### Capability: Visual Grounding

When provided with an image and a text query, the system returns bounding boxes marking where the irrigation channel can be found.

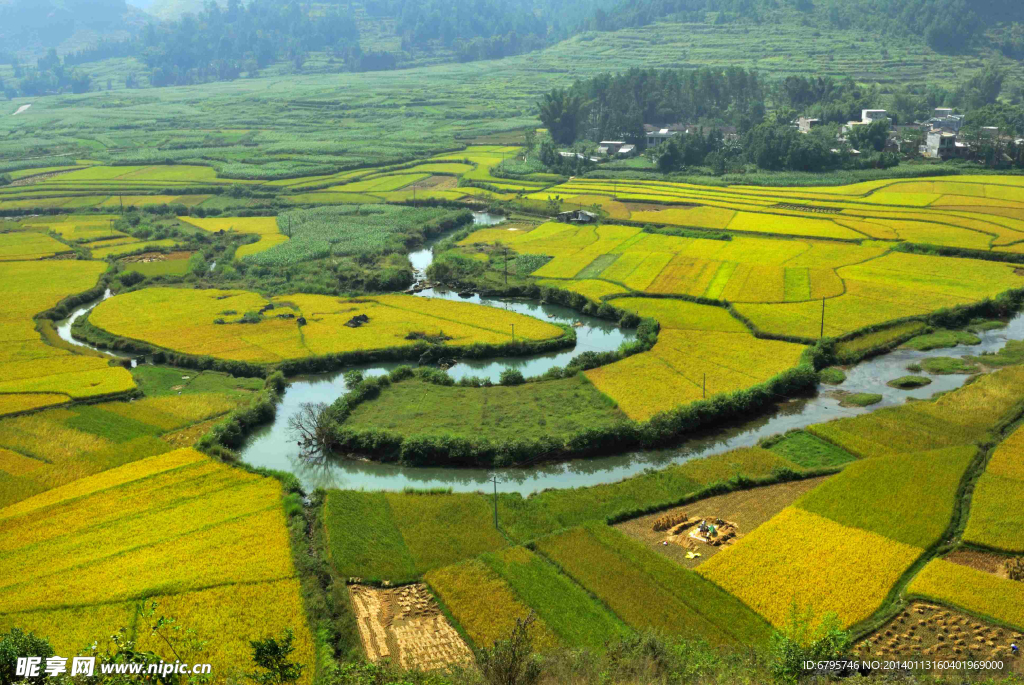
[55,212,1024,495]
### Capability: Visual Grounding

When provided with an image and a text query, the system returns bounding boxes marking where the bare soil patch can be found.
[409,175,458,190]
[122,251,192,263]
[946,549,1013,578]
[856,602,1023,670]
[615,477,829,568]
[349,583,472,671]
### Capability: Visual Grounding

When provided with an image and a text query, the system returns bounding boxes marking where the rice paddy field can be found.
[88,288,565,363]
[0,448,316,682]
[3,35,1024,676]
[0,375,253,509]
[0,259,135,404]
[964,424,1024,553]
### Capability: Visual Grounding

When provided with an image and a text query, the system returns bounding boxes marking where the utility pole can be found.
[503,247,508,286]
[119,195,123,215]
[490,475,500,530]
[703,373,706,399]
[820,298,825,339]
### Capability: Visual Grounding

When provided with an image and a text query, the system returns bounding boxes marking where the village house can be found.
[797,117,823,134]
[556,209,597,223]
[645,128,679,147]
[922,130,970,160]
[843,109,892,134]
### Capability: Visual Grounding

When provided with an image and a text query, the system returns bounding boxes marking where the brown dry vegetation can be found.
[348,583,472,671]
[856,602,1023,671]
[614,477,830,568]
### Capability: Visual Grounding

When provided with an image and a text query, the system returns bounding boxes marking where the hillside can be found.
[0,0,150,60]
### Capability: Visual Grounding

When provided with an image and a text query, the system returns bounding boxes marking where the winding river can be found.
[55,212,1024,495]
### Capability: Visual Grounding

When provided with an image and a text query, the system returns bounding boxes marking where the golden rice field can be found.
[0,231,73,260]
[424,559,562,652]
[809,366,1024,460]
[89,288,565,363]
[697,507,923,628]
[0,448,316,682]
[0,260,135,399]
[0,393,70,417]
[964,425,1024,552]
[180,216,289,258]
[90,238,180,259]
[908,560,1024,630]
[585,319,805,420]
[0,391,246,509]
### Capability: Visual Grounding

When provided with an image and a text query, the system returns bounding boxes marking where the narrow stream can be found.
[54,289,133,362]
[52,213,1024,496]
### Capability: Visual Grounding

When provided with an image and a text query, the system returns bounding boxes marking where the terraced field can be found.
[0,448,316,682]
[0,259,135,406]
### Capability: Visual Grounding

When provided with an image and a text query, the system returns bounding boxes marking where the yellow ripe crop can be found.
[586,352,702,419]
[536,279,627,302]
[964,474,1024,552]
[611,298,745,332]
[425,559,562,652]
[92,289,564,363]
[0,413,110,464]
[646,256,721,296]
[726,212,861,240]
[0,579,316,685]
[180,216,288,258]
[0,462,245,553]
[844,252,1024,300]
[631,206,736,229]
[808,366,1024,460]
[586,330,803,420]
[963,424,1024,552]
[1,507,294,614]
[90,238,179,259]
[0,231,73,260]
[3,478,281,590]
[908,559,1024,629]
[835,321,927,358]
[0,447,45,476]
[98,393,239,431]
[0,447,207,522]
[99,195,182,207]
[698,507,922,628]
[0,393,69,417]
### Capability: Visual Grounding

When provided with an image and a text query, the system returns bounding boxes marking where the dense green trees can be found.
[594,0,1022,55]
[538,89,586,145]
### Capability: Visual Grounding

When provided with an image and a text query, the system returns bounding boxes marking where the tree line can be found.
[586,0,1024,56]
[536,62,1017,174]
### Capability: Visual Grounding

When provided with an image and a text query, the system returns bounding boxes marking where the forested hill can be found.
[591,0,1024,55]
[0,0,150,57]
[0,0,614,93]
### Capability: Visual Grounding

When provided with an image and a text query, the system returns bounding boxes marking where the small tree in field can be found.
[477,613,541,685]
[248,629,304,685]
[769,604,850,684]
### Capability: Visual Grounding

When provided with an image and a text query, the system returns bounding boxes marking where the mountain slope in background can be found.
[0,0,151,59]
[132,0,210,21]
